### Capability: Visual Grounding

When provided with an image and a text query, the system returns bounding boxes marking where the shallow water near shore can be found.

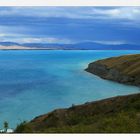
[0,50,140,128]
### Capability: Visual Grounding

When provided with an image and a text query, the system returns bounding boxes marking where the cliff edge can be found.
[85,54,140,86]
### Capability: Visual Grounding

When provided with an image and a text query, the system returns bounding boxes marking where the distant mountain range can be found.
[0,41,140,50]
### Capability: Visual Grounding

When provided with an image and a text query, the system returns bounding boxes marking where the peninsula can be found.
[85,54,140,86]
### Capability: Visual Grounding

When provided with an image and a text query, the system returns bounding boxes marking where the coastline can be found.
[15,92,140,133]
[85,54,140,86]
[0,51,140,132]
[14,53,140,133]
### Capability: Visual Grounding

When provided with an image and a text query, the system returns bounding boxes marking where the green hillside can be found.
[15,93,140,133]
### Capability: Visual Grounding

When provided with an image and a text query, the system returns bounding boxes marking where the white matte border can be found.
[0,0,140,140]
[0,0,140,6]
[0,134,140,140]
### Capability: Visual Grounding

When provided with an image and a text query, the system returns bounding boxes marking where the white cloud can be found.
[0,33,7,37]
[91,7,140,21]
[0,7,140,21]
[0,30,131,45]
[0,33,128,45]
[91,40,127,45]
[19,37,74,44]
[0,36,75,44]
[0,7,84,18]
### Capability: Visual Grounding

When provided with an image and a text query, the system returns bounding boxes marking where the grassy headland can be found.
[85,54,140,86]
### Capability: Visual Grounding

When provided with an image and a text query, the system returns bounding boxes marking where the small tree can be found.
[15,121,32,133]
[72,104,75,107]
[3,121,8,133]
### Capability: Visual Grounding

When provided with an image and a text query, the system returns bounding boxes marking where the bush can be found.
[15,121,33,133]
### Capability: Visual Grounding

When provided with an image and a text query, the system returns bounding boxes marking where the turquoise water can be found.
[0,50,140,128]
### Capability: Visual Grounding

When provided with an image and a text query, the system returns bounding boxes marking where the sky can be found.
[0,6,140,45]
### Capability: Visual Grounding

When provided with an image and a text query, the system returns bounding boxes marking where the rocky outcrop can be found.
[85,54,140,86]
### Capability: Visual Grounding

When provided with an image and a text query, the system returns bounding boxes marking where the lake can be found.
[0,50,140,128]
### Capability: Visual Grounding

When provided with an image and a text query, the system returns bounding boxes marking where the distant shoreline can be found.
[1,45,140,51]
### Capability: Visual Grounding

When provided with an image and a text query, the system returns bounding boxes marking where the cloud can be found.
[0,7,140,45]
[0,33,128,45]
[0,33,7,37]
[91,7,140,21]
[0,36,75,44]
[91,40,127,45]
[19,37,74,44]
[0,7,87,18]
[0,7,140,22]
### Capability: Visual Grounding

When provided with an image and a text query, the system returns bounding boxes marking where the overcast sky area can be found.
[0,6,140,45]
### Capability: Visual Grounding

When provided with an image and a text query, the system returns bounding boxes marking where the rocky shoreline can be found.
[85,54,140,86]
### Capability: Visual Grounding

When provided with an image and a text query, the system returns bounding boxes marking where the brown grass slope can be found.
[15,93,140,133]
[96,54,140,76]
[85,54,140,86]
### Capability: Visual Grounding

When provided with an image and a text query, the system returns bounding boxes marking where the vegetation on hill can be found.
[85,54,140,86]
[15,93,140,133]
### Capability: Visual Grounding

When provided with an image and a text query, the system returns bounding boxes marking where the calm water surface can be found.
[0,50,140,128]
